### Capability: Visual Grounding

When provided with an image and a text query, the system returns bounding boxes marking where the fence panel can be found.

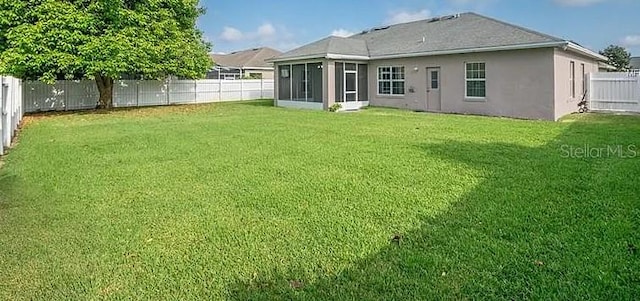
[23,81,67,112]
[1,76,24,155]
[589,72,640,113]
[66,80,98,110]
[137,80,167,107]
[169,80,197,104]
[220,80,243,102]
[113,80,138,107]
[23,79,274,113]
[195,80,221,103]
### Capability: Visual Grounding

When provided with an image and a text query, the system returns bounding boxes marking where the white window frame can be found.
[465,62,486,99]
[377,66,405,96]
[580,63,586,95]
[570,61,576,99]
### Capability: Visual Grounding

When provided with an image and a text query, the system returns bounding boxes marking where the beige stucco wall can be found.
[367,48,557,120]
[552,48,599,120]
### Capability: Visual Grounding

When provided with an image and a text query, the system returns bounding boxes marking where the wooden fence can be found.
[0,76,23,155]
[22,79,274,113]
[589,72,640,113]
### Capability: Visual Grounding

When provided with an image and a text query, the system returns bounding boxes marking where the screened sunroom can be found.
[271,36,370,111]
[275,61,369,110]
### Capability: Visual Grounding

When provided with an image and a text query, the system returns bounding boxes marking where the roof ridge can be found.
[244,48,264,68]
[466,12,564,43]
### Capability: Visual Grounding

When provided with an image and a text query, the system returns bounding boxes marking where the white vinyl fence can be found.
[589,72,640,113]
[23,79,274,112]
[0,76,23,155]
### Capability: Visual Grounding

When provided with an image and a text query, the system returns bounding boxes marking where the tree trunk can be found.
[95,74,114,109]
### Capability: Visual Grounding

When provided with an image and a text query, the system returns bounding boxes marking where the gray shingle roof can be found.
[211,47,282,68]
[631,57,640,69]
[273,12,567,61]
[275,36,369,60]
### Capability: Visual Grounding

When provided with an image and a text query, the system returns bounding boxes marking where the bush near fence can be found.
[22,79,274,112]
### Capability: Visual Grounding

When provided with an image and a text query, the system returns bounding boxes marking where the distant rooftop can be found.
[211,47,282,68]
[630,57,640,69]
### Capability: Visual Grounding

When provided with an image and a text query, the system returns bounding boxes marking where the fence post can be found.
[260,78,264,99]
[0,77,4,155]
[166,79,170,105]
[194,80,198,103]
[587,72,591,110]
[240,79,244,101]
[218,79,222,102]
[63,80,68,111]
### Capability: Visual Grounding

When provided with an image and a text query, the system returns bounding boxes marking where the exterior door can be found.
[426,67,441,111]
[345,71,357,101]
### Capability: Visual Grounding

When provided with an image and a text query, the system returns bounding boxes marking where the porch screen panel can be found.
[308,63,323,103]
[278,65,291,100]
[345,72,356,102]
[292,64,306,101]
[335,62,344,102]
[358,64,368,101]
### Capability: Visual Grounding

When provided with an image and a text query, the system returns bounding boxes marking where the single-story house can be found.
[208,47,282,80]
[268,12,608,120]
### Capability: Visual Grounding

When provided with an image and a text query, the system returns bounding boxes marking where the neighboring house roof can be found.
[211,47,282,69]
[598,61,617,71]
[630,57,640,69]
[271,12,606,62]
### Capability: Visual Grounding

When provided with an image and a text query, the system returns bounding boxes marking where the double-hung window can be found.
[465,62,486,98]
[378,66,405,95]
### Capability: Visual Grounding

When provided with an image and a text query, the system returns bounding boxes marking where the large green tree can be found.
[599,45,631,72]
[0,0,212,109]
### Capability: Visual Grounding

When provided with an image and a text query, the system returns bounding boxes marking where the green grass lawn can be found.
[0,100,639,300]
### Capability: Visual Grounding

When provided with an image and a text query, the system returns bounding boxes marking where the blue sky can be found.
[199,0,640,56]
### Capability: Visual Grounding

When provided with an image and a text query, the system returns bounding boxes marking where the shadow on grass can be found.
[234,99,274,107]
[0,169,19,211]
[226,119,640,300]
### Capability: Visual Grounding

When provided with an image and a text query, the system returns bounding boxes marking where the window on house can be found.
[581,63,586,95]
[378,66,404,95]
[465,62,486,98]
[570,61,575,98]
[430,70,439,89]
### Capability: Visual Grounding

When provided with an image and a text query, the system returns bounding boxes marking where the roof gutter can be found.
[325,53,370,60]
[565,42,608,61]
[268,41,607,63]
[266,54,327,63]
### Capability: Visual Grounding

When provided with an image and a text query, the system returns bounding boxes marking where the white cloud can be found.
[220,27,244,42]
[384,9,431,25]
[553,0,606,6]
[622,35,640,46]
[220,22,279,43]
[257,23,276,38]
[446,0,497,9]
[216,22,298,52]
[331,29,355,38]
